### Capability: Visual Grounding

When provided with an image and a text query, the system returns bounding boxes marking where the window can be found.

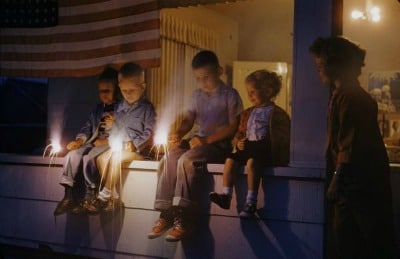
[0,77,48,154]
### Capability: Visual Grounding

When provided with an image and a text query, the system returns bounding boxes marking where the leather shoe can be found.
[54,198,75,216]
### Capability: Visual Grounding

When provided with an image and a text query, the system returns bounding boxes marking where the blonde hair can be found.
[245,69,282,98]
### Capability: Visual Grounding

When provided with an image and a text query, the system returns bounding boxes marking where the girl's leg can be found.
[222,158,239,196]
[246,158,260,194]
[209,158,239,209]
[239,158,260,218]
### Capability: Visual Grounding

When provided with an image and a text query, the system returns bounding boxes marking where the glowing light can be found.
[154,129,168,146]
[351,5,381,23]
[110,138,123,152]
[43,139,62,167]
[351,10,365,20]
[370,6,380,22]
[151,127,169,160]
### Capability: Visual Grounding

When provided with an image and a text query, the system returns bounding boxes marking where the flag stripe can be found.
[0,0,160,77]
[1,20,159,44]
[59,0,154,16]
[0,11,159,36]
[1,58,160,78]
[1,39,159,61]
[59,0,108,8]
[2,49,160,70]
[0,30,158,53]
[59,2,158,25]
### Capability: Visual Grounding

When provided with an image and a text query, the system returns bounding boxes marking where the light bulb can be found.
[351,10,364,20]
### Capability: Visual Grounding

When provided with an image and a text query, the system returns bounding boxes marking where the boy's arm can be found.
[75,106,98,143]
[131,105,157,152]
[205,117,239,144]
[175,112,195,139]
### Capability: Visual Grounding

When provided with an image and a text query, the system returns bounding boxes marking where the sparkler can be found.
[43,138,62,166]
[98,136,123,205]
[152,128,169,160]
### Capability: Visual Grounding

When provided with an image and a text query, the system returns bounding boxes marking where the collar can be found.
[117,97,144,113]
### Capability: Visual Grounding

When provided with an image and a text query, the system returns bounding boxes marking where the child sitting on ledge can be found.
[210,69,290,218]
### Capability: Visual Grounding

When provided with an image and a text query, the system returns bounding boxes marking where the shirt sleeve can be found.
[76,106,99,143]
[130,104,157,152]
[337,95,355,164]
[227,88,244,123]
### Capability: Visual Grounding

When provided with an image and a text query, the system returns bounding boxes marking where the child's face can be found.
[193,65,222,94]
[246,83,271,107]
[119,76,145,105]
[98,82,115,105]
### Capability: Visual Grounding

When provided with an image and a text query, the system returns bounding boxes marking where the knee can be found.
[246,158,256,171]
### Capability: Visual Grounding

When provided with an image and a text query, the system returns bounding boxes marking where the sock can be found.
[112,187,120,200]
[84,187,96,200]
[246,190,257,204]
[64,185,73,199]
[222,187,233,197]
[98,187,111,201]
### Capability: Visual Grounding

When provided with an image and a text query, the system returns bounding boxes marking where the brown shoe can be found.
[165,217,186,242]
[71,199,93,215]
[102,199,124,213]
[209,192,231,209]
[54,198,75,216]
[85,198,108,215]
[148,218,172,239]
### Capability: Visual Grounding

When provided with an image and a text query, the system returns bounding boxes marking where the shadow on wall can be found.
[238,176,319,259]
[181,167,216,259]
[63,172,125,257]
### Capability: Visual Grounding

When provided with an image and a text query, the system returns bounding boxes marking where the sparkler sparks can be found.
[152,128,169,160]
[43,139,62,166]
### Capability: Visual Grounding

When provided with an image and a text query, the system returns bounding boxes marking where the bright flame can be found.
[154,129,168,145]
[110,138,123,152]
[151,127,169,160]
[52,142,61,153]
[43,139,62,167]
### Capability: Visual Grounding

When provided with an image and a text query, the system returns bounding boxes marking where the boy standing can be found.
[87,62,156,213]
[54,67,119,216]
[148,50,243,241]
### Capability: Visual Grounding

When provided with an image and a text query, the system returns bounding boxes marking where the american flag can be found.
[0,0,160,77]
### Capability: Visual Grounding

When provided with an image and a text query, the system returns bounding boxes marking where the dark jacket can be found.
[326,80,391,204]
[235,103,291,166]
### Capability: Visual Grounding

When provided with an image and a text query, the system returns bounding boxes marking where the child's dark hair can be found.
[119,62,143,78]
[246,69,282,98]
[192,50,220,69]
[98,66,118,87]
[309,36,365,79]
[98,66,121,100]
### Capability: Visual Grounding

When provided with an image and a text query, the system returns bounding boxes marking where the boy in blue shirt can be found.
[148,50,243,241]
[87,62,156,213]
[54,67,119,216]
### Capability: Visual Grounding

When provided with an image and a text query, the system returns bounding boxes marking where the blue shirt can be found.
[187,83,243,138]
[76,102,116,143]
[246,105,273,141]
[110,97,156,152]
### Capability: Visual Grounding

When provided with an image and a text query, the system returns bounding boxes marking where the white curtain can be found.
[146,11,218,132]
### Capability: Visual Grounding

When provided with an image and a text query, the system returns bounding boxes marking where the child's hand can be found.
[93,139,108,147]
[124,141,136,152]
[168,133,181,148]
[104,115,115,128]
[189,136,207,149]
[66,139,84,150]
[237,137,247,151]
